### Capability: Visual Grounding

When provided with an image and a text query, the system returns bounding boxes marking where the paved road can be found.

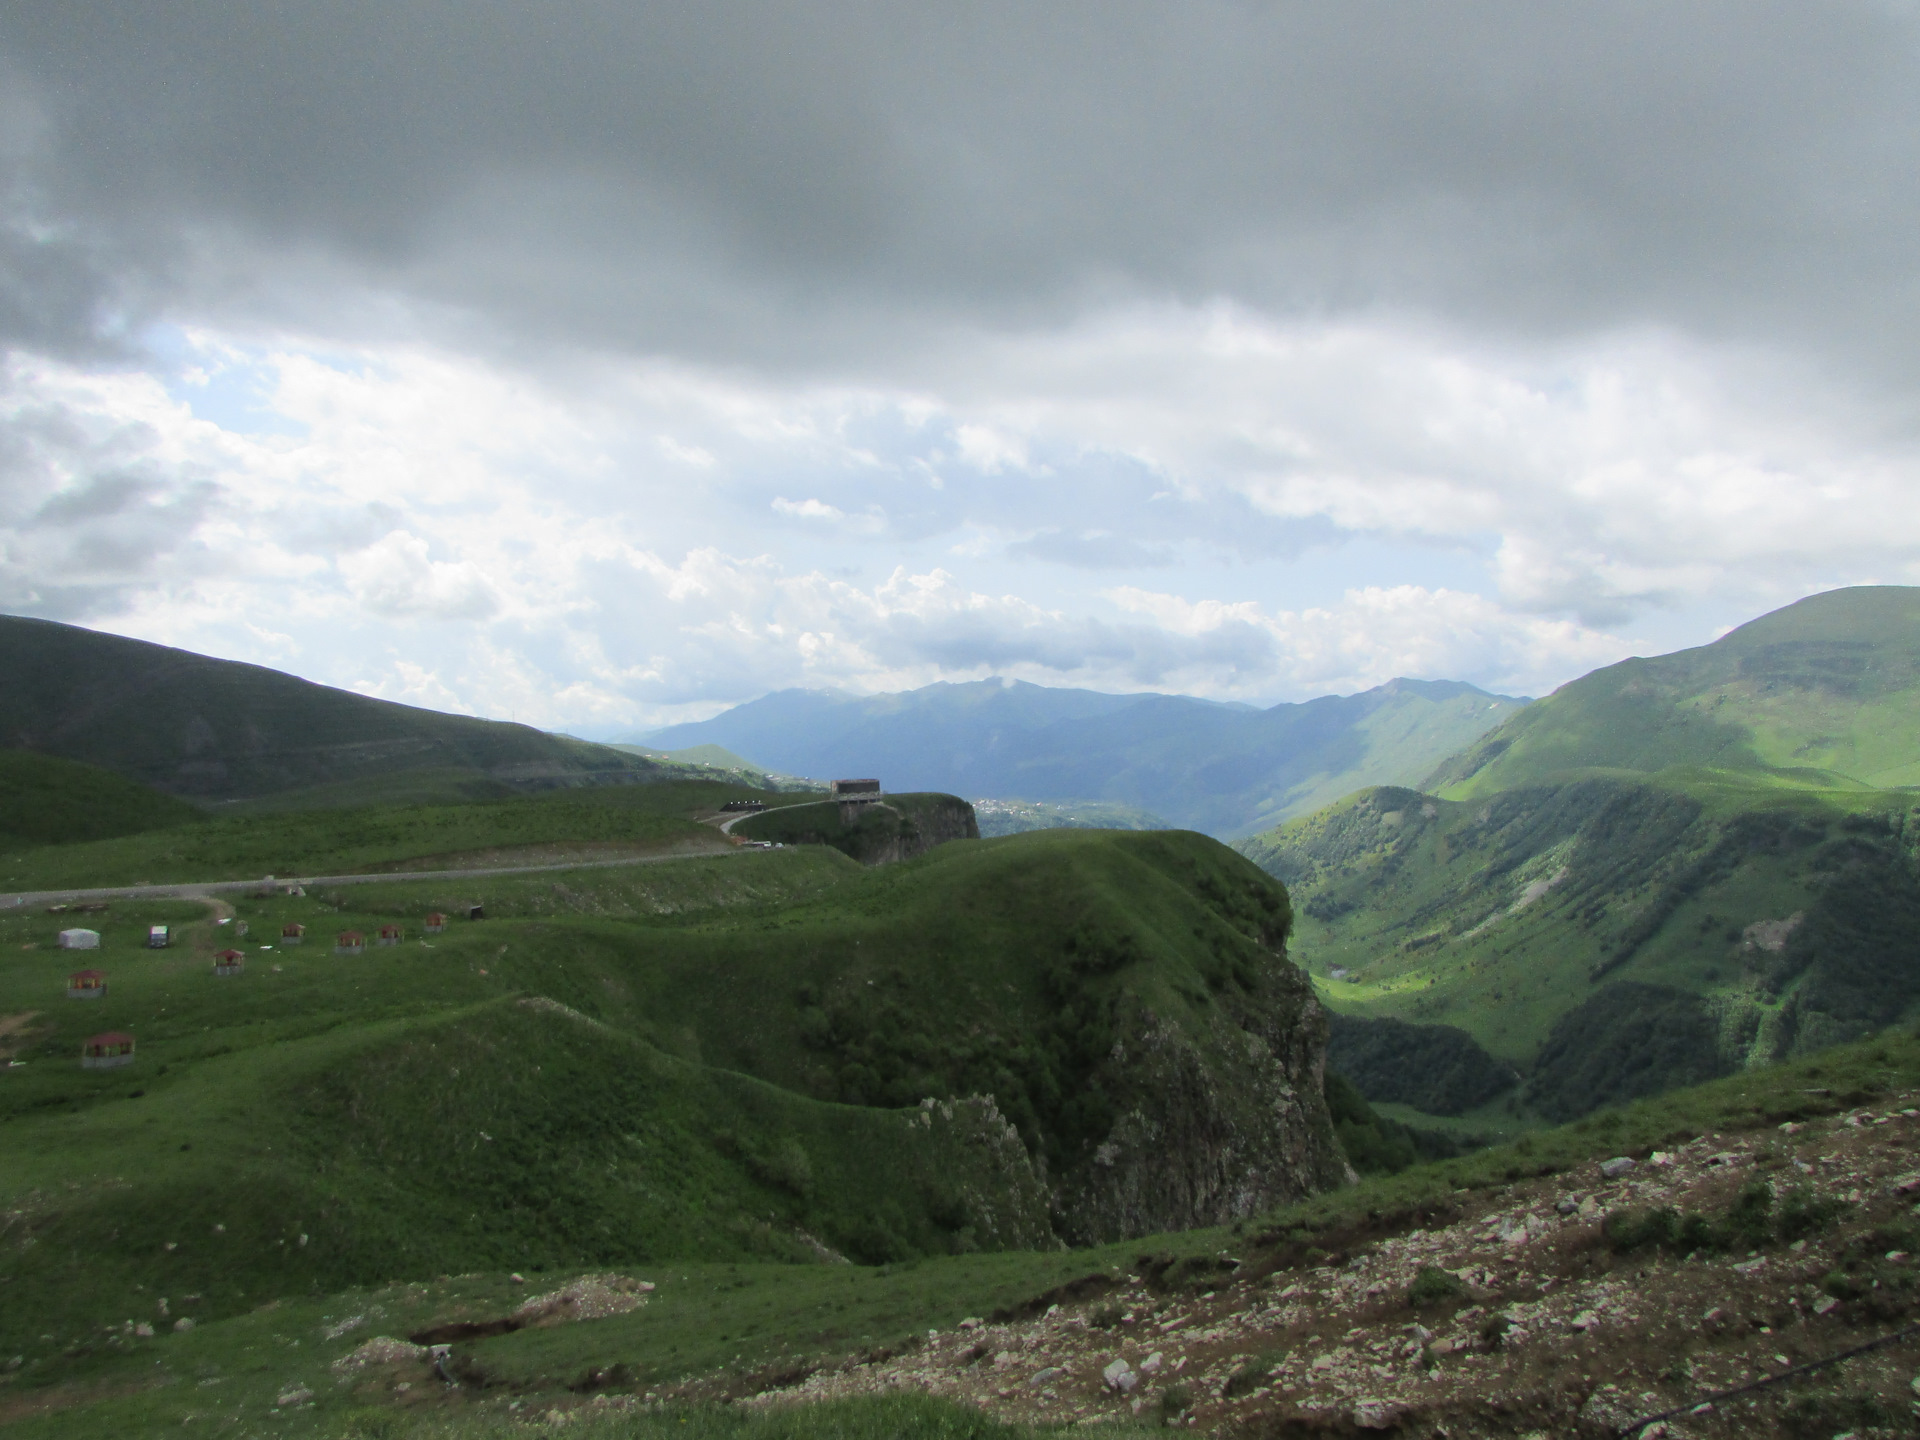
[0,845,759,910]
[713,798,822,835]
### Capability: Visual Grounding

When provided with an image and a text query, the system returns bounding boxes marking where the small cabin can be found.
[147,925,170,950]
[81,1032,135,1069]
[423,913,447,934]
[281,923,305,945]
[213,949,244,976]
[335,930,365,955]
[67,969,106,1000]
[467,905,485,921]
[376,924,402,947]
[57,928,101,950]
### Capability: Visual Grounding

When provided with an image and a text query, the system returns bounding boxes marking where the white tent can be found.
[58,928,101,950]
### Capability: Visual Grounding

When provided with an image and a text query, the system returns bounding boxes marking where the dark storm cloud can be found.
[2,2,1917,377]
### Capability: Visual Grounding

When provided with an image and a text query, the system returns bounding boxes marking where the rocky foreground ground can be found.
[720,1096,1920,1438]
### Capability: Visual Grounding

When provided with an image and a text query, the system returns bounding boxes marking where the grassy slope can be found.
[1427,585,1920,799]
[1231,587,1920,1120]
[0,780,784,891]
[0,614,659,801]
[8,1018,1916,1440]
[0,851,1056,1359]
[1236,779,1912,1059]
[0,824,1329,1361]
[0,750,201,846]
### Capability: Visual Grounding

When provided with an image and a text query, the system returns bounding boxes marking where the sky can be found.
[3,3,1920,737]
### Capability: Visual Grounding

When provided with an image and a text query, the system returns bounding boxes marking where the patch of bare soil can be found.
[0,1010,45,1062]
[743,1100,1920,1439]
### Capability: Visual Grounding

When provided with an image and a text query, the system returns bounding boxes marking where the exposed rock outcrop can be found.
[1053,955,1355,1245]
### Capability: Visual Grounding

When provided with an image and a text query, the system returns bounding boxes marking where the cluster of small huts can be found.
[62,907,469,1071]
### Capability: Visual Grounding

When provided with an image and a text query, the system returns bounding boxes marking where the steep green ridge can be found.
[0,613,661,800]
[0,823,1347,1360]
[1242,775,1920,1117]
[1427,585,1920,798]
[1236,587,1920,1123]
[643,676,1526,837]
[0,748,201,846]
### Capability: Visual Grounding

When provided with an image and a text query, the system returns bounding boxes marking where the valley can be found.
[3,588,1919,1437]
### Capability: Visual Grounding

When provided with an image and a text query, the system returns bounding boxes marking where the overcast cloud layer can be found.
[2,3,1918,732]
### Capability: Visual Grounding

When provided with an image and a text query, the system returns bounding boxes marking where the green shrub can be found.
[1221,1350,1286,1398]
[1157,1384,1192,1421]
[1407,1265,1467,1309]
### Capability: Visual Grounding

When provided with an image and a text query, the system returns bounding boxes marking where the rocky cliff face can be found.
[1051,951,1355,1245]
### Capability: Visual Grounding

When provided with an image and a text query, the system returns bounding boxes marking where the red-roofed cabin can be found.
[424,913,447,934]
[213,949,244,976]
[67,969,106,1000]
[82,1032,135,1069]
[376,924,402,946]
[334,930,365,955]
[281,922,306,945]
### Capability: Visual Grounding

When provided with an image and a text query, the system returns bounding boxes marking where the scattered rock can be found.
[1102,1358,1137,1393]
[274,1386,313,1407]
[133,1323,153,1338]
[1600,1157,1637,1180]
[1029,1367,1061,1387]
[1351,1400,1402,1429]
[172,1318,194,1333]
[333,1336,431,1372]
[1139,1351,1162,1375]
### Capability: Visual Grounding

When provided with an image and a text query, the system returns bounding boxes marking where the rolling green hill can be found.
[0,614,662,801]
[0,820,1347,1364]
[1427,585,1920,797]
[1237,586,1920,1124]
[0,748,201,846]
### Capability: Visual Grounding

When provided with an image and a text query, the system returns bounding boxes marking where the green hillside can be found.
[0,614,662,801]
[1427,585,1920,797]
[0,779,777,892]
[1238,586,1920,1125]
[0,821,1347,1365]
[0,749,201,846]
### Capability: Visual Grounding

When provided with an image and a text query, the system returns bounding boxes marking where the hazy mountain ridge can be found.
[644,675,1527,837]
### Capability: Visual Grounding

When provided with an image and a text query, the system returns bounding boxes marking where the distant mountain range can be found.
[641,676,1528,837]
[0,614,662,803]
[1239,585,1920,1122]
